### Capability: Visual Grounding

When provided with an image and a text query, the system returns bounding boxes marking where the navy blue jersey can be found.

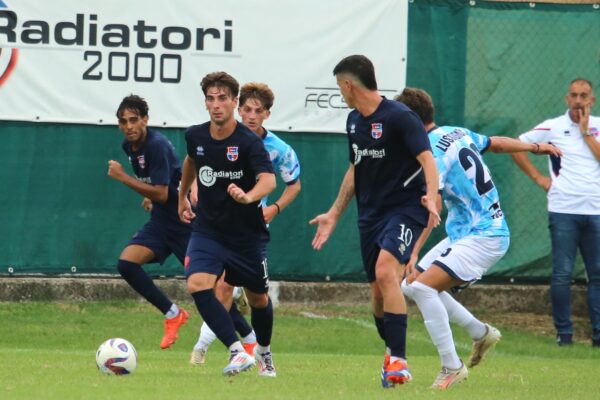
[346,98,431,227]
[122,129,190,231]
[185,121,274,243]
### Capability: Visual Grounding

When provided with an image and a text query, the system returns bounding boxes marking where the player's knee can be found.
[400,279,415,300]
[410,280,438,303]
[246,291,269,308]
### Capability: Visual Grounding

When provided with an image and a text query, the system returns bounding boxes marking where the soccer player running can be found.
[107,95,190,350]
[190,82,301,372]
[178,72,277,377]
[310,55,441,389]
[397,88,562,389]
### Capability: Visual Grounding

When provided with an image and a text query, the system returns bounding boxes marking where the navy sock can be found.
[251,297,273,347]
[373,315,386,342]
[117,259,172,314]
[230,303,253,338]
[384,312,407,359]
[192,289,238,347]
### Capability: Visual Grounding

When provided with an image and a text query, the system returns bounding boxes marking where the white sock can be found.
[438,291,487,340]
[165,303,180,319]
[411,281,462,370]
[242,330,256,344]
[256,344,271,354]
[229,341,245,354]
[193,321,217,351]
[400,278,415,300]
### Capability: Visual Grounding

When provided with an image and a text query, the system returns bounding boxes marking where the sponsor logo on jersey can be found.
[350,123,356,134]
[196,146,204,156]
[352,143,386,165]
[227,146,238,161]
[371,122,382,139]
[137,155,145,169]
[198,165,243,187]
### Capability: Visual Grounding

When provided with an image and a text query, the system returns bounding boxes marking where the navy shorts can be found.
[184,232,269,294]
[359,213,425,282]
[128,220,191,265]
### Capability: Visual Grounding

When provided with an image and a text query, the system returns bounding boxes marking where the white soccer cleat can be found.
[189,347,207,365]
[254,347,277,377]
[222,351,255,376]
[467,323,501,368]
[430,363,468,390]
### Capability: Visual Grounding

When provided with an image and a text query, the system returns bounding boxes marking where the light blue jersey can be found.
[260,129,301,207]
[429,126,509,242]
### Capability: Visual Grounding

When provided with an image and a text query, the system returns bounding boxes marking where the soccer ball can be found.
[96,338,137,375]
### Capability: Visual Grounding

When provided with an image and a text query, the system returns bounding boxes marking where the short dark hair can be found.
[200,71,239,98]
[570,78,593,89]
[116,94,149,118]
[333,55,378,90]
[239,82,275,110]
[395,87,435,125]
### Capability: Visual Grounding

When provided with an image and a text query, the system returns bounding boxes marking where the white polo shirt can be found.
[519,111,600,215]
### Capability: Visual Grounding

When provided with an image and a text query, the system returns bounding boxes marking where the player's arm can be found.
[264,179,301,224]
[178,155,197,223]
[406,194,443,280]
[309,163,355,250]
[511,152,551,191]
[488,136,562,157]
[107,160,168,203]
[578,105,600,161]
[228,172,276,204]
[415,150,441,227]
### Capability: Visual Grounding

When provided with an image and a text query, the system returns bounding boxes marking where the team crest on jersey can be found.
[226,146,239,161]
[371,123,383,139]
[137,155,146,169]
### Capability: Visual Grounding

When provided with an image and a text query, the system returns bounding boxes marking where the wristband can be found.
[583,130,593,137]
[274,202,281,214]
[531,143,540,154]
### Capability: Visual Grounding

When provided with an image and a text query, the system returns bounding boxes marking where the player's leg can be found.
[579,214,600,346]
[216,279,256,350]
[549,212,580,345]
[186,233,253,375]
[118,239,188,349]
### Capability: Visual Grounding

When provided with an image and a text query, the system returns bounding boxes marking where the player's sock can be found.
[194,321,217,350]
[373,315,386,341]
[411,281,462,370]
[165,303,180,319]
[117,259,172,314]
[251,297,273,347]
[242,331,257,344]
[230,303,253,337]
[438,291,487,340]
[383,312,407,359]
[229,341,245,354]
[191,289,238,347]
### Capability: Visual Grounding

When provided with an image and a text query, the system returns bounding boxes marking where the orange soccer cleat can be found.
[160,308,189,349]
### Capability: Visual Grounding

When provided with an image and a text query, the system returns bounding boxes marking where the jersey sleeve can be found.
[274,143,301,184]
[146,140,171,186]
[392,110,432,157]
[467,130,491,153]
[185,128,196,157]
[519,121,552,144]
[248,138,275,175]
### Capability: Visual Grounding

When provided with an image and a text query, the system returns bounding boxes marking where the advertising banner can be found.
[0,0,407,132]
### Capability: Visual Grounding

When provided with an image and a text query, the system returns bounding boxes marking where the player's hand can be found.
[107,160,126,181]
[309,212,338,250]
[405,253,419,278]
[227,183,252,204]
[578,103,591,134]
[141,197,152,212]
[536,143,563,157]
[263,205,278,224]
[405,266,420,284]
[178,197,196,223]
[421,195,441,227]
[534,175,552,192]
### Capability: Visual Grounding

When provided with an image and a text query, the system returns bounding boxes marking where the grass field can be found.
[1,301,600,400]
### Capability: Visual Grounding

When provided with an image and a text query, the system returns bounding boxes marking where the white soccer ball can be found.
[96,338,137,375]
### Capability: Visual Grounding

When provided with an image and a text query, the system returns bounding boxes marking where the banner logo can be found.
[0,1,18,86]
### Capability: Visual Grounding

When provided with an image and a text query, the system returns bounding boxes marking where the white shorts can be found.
[417,235,510,283]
